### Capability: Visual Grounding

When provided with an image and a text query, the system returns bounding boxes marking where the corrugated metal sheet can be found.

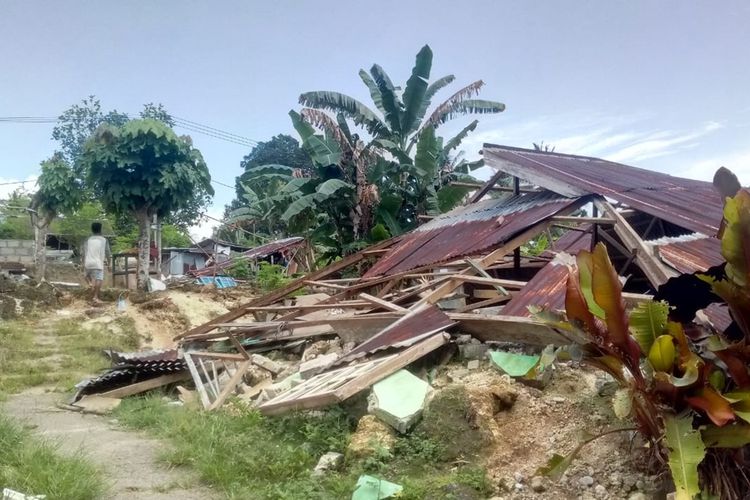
[193,237,305,277]
[655,236,723,274]
[364,191,577,277]
[334,304,454,364]
[502,230,593,317]
[483,145,723,235]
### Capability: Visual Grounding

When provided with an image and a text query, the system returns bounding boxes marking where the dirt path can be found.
[4,391,218,500]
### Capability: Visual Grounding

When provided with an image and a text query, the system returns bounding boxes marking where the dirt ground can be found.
[4,391,218,500]
[1,285,658,499]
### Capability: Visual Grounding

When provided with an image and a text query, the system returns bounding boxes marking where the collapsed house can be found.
[78,145,729,417]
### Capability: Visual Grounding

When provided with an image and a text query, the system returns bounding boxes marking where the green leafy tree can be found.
[53,96,209,229]
[234,134,314,200]
[29,154,83,279]
[0,191,34,240]
[80,119,213,289]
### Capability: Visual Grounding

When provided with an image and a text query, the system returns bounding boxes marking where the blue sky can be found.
[2,1,749,237]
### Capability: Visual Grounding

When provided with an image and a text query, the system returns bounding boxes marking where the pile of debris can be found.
[75,145,729,418]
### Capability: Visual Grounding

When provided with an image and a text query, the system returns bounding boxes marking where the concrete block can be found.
[368,370,432,433]
[251,354,284,375]
[299,352,339,379]
[19,240,34,249]
[311,451,344,477]
[6,240,20,248]
[459,343,489,361]
[467,360,480,370]
[0,240,7,247]
[256,372,302,403]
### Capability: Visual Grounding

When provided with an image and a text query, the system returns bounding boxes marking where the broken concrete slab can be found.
[257,373,302,404]
[352,475,403,500]
[299,352,339,379]
[347,415,396,459]
[367,369,432,433]
[251,353,284,375]
[467,360,480,370]
[311,451,344,477]
[2,488,46,500]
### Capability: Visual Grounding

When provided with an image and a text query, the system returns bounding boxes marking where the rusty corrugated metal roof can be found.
[482,145,723,235]
[364,191,577,277]
[334,304,454,364]
[502,230,593,317]
[654,235,723,274]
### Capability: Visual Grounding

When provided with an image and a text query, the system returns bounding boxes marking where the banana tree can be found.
[299,45,504,154]
[299,45,504,232]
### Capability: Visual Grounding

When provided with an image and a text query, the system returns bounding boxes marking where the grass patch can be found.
[0,412,106,499]
[115,396,494,499]
[0,316,140,396]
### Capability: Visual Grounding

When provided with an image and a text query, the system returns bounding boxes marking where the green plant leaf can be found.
[702,424,750,448]
[664,413,705,500]
[575,250,606,319]
[316,178,354,196]
[648,335,676,372]
[401,45,433,137]
[629,301,669,354]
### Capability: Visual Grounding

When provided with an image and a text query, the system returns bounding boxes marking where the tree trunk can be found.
[30,213,52,282]
[136,208,151,291]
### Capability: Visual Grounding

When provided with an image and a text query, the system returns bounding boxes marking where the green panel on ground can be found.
[488,351,540,377]
[351,475,403,500]
[369,369,432,433]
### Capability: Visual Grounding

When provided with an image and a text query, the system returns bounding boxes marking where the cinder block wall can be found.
[0,239,35,264]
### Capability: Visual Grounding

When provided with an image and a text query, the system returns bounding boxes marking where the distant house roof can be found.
[482,144,723,236]
[191,238,252,253]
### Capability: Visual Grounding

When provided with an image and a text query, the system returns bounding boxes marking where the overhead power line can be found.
[0,114,260,148]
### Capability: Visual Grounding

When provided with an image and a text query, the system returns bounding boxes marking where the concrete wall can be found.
[0,239,35,264]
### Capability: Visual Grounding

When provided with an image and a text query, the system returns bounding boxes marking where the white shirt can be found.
[84,235,110,270]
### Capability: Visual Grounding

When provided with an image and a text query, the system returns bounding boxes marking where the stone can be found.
[454,334,473,345]
[299,352,339,379]
[459,343,489,361]
[447,368,470,382]
[579,475,595,488]
[302,339,341,362]
[627,493,647,500]
[311,451,344,477]
[594,484,607,498]
[608,472,622,488]
[367,370,432,433]
[530,476,545,493]
[513,471,524,483]
[256,373,302,403]
[250,354,284,375]
[244,364,273,385]
[347,415,397,460]
[551,396,566,404]
[466,359,480,370]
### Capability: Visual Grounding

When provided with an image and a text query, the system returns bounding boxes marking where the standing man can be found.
[83,222,110,304]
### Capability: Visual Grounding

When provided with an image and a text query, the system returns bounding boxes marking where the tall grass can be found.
[0,413,106,499]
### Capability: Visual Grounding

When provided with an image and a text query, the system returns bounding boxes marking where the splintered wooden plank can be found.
[448,313,575,346]
[259,333,449,416]
[183,352,211,409]
[358,293,408,312]
[208,360,252,411]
